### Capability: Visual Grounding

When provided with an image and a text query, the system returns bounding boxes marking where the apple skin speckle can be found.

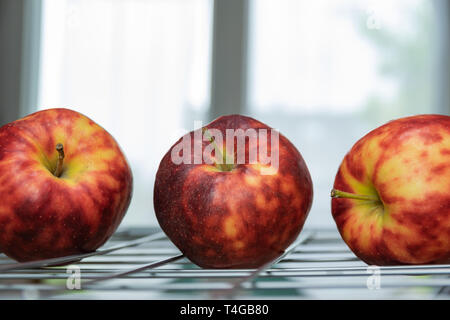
[0,108,133,262]
[154,115,313,269]
[332,114,450,265]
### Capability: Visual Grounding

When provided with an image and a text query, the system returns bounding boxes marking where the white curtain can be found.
[38,0,213,226]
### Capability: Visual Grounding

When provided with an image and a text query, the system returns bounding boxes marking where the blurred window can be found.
[247,0,439,226]
[38,0,441,228]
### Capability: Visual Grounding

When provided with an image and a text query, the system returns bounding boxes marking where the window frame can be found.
[0,0,42,125]
[435,0,450,114]
[209,0,249,120]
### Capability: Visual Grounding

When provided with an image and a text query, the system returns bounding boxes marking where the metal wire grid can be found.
[0,227,449,300]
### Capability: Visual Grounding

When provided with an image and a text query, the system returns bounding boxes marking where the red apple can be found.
[331,114,450,265]
[0,108,133,262]
[154,115,313,268]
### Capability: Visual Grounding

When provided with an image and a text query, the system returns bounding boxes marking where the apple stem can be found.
[202,128,235,172]
[331,188,380,202]
[53,143,65,177]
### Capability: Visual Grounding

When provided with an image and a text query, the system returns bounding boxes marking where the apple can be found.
[154,114,313,268]
[331,114,450,265]
[0,108,133,262]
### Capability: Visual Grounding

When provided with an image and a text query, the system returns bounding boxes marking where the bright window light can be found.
[38,0,213,226]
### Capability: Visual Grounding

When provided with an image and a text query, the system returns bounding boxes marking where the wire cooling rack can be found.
[0,227,449,300]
